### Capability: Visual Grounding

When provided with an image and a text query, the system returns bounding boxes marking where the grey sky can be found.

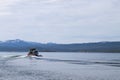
[0,0,120,43]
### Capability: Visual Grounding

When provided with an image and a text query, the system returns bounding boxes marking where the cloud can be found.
[0,0,21,16]
[0,0,120,43]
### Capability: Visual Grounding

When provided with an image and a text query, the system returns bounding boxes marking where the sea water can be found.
[0,52,120,80]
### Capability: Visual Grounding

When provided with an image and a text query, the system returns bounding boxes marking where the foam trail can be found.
[0,54,120,67]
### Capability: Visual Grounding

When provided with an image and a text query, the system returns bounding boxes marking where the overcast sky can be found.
[0,0,120,43]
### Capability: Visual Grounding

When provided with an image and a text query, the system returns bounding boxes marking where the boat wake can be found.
[0,54,120,67]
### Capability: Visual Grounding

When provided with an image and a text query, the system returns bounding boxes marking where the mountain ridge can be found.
[0,39,120,53]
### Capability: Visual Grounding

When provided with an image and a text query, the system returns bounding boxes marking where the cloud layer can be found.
[0,0,120,43]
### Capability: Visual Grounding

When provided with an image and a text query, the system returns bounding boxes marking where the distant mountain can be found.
[0,39,120,53]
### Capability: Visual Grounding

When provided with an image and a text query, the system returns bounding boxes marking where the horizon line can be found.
[0,39,120,44]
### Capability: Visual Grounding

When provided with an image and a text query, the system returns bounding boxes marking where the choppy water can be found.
[0,52,120,80]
